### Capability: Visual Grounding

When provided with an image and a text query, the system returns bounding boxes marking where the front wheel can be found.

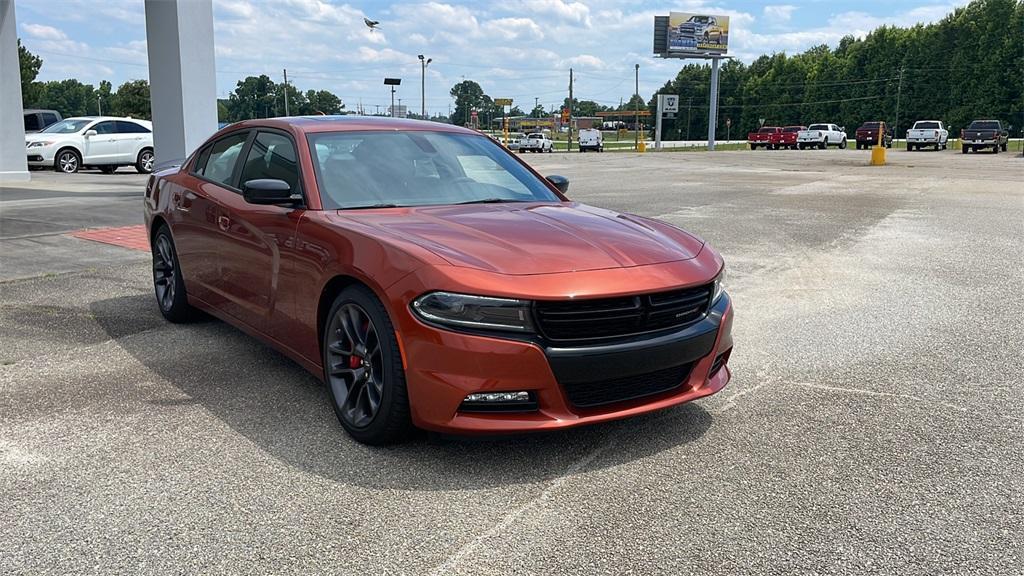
[838,139,847,149]
[55,149,80,173]
[323,286,412,445]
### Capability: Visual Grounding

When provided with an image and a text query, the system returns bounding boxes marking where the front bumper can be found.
[396,293,734,434]
[26,147,56,165]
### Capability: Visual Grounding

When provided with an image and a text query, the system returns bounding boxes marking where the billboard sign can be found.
[667,12,729,54]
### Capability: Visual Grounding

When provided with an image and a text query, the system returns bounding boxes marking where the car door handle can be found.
[218,215,231,231]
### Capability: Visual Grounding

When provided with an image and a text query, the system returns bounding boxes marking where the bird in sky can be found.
[364,17,380,31]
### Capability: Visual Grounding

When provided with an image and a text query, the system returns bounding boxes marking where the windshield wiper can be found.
[454,198,521,205]
[340,203,400,210]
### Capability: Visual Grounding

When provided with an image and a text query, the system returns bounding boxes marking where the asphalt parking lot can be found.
[1,149,1022,574]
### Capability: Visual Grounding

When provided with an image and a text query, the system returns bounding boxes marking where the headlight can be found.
[712,267,726,304]
[27,141,54,148]
[412,292,534,333]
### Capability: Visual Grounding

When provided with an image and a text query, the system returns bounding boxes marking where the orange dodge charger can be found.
[144,116,733,444]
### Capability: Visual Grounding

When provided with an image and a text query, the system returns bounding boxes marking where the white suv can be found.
[25,116,155,174]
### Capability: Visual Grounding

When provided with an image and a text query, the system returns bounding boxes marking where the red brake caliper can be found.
[348,355,362,369]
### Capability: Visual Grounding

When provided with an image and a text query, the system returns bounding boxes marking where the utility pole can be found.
[97,95,102,116]
[634,64,640,151]
[534,97,539,118]
[282,68,289,116]
[686,96,693,140]
[894,65,905,149]
[568,68,574,152]
[418,54,431,119]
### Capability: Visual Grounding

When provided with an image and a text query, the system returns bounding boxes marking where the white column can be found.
[707,57,720,151]
[144,0,218,167]
[0,0,29,182]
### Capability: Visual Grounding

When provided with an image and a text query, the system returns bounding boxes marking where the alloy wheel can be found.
[141,151,154,172]
[152,234,176,312]
[326,303,384,429]
[58,152,78,173]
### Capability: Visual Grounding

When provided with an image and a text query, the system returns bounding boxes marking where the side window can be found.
[115,121,151,134]
[238,131,300,193]
[93,121,117,135]
[41,113,59,126]
[24,114,41,131]
[195,132,248,187]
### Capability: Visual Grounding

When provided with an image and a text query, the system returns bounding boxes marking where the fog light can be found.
[459,391,538,413]
[464,391,530,403]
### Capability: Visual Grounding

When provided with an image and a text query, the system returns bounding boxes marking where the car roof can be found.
[225,115,478,135]
[24,109,59,114]
[63,116,150,123]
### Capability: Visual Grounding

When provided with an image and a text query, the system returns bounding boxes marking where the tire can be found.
[322,285,412,445]
[136,148,155,174]
[54,148,81,173]
[961,145,968,154]
[839,138,847,150]
[855,143,861,150]
[993,145,999,154]
[1001,142,1008,152]
[934,143,940,151]
[819,139,827,150]
[99,165,117,174]
[798,144,804,150]
[749,144,756,150]
[151,225,195,323]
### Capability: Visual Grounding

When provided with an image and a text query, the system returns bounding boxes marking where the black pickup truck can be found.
[961,120,1009,154]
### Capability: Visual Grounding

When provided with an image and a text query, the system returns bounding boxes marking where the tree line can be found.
[649,0,1023,140]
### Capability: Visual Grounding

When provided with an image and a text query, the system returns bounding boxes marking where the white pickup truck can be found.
[906,120,949,151]
[518,132,553,153]
[797,123,847,150]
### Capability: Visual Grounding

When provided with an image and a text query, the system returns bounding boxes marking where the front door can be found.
[214,130,304,336]
[82,121,120,164]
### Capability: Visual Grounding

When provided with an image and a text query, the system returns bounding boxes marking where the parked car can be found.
[774,126,805,150]
[578,128,603,152]
[960,120,1008,154]
[677,15,726,43]
[25,116,155,174]
[797,124,847,149]
[144,117,733,444]
[906,121,949,151]
[854,121,892,150]
[748,127,781,150]
[23,109,62,133]
[506,132,525,151]
[519,132,553,153]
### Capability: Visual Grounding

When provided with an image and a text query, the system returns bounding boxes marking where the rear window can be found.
[783,127,802,133]
[968,121,1000,130]
[527,133,543,139]
[914,121,940,130]
[758,127,776,133]
[808,124,828,131]
[860,122,880,130]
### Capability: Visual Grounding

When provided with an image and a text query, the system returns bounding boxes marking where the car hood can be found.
[332,202,704,276]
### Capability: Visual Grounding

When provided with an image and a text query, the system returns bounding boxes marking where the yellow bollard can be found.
[637,140,646,153]
[870,145,887,165]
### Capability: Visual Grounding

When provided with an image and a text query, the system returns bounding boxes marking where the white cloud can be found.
[521,0,591,26]
[22,24,69,41]
[763,5,797,25]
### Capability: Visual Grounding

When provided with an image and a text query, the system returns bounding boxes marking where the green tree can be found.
[112,79,151,119]
[18,39,43,106]
[304,89,344,114]
[226,74,278,121]
[530,104,546,118]
[96,80,113,115]
[450,80,485,126]
[34,79,96,117]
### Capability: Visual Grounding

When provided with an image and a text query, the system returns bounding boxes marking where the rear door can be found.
[215,129,305,335]
[173,130,250,306]
[114,120,151,163]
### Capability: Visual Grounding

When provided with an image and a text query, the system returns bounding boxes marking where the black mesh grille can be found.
[562,362,694,408]
[534,284,712,343]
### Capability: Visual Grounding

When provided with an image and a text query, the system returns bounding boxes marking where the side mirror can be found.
[84,129,97,137]
[242,179,299,205]
[546,175,569,194]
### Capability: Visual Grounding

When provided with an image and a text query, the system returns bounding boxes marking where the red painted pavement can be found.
[70,225,150,252]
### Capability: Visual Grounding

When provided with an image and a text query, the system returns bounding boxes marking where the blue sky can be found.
[16,0,966,115]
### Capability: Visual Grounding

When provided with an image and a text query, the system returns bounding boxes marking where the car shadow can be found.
[91,294,715,491]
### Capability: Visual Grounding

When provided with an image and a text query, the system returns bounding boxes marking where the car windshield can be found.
[968,121,1000,130]
[309,131,561,210]
[40,119,92,134]
[808,124,828,131]
[914,122,940,129]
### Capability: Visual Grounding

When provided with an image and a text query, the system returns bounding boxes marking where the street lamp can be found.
[418,54,432,119]
[634,64,639,151]
[384,77,401,118]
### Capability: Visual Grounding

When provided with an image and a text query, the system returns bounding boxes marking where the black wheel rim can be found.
[153,234,175,311]
[326,303,384,429]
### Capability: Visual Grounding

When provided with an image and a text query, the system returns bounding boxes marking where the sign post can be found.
[655,94,678,150]
[494,98,513,144]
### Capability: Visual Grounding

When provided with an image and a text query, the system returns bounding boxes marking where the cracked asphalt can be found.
[1,149,1022,574]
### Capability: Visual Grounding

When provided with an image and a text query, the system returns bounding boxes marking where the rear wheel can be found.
[961,145,968,154]
[819,139,827,150]
[152,226,195,323]
[136,149,155,174]
[323,286,412,445]
[993,144,999,154]
[1001,142,1008,152]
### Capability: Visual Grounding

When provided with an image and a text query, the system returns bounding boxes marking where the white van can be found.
[578,128,603,152]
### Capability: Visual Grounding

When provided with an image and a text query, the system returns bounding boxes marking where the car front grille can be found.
[534,284,713,344]
[562,362,694,408]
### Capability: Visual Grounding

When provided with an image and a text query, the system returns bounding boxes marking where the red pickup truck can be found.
[773,126,805,150]
[749,127,782,150]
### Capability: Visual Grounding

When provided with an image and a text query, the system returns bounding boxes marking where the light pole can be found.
[418,54,431,119]
[384,77,401,117]
[634,64,639,151]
